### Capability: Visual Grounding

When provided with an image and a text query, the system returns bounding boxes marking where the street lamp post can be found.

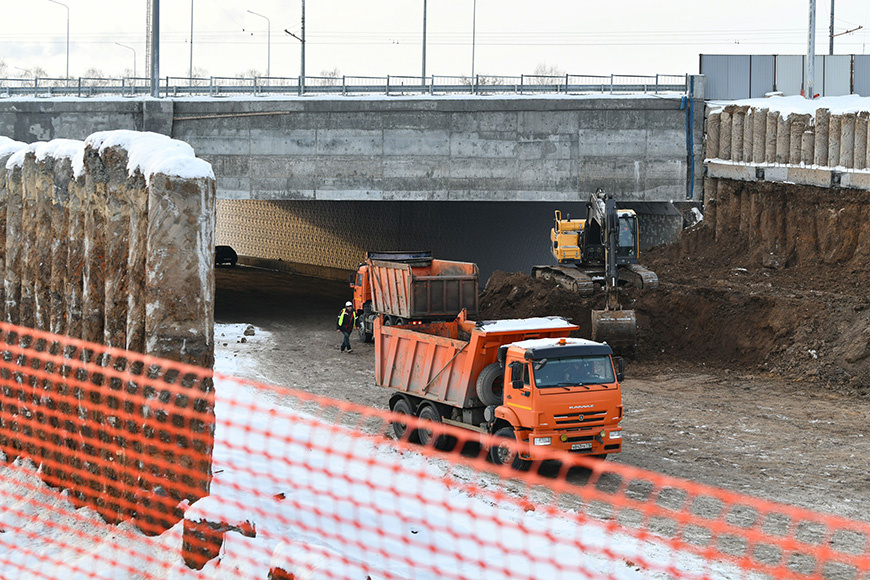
[48,0,69,82]
[247,9,271,81]
[190,0,194,84]
[115,42,136,79]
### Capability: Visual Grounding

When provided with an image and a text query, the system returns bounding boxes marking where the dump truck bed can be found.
[374,316,577,408]
[368,258,479,321]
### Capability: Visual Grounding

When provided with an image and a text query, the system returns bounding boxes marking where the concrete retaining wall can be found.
[0,132,216,532]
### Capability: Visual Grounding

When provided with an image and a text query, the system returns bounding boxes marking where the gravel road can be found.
[215,265,870,525]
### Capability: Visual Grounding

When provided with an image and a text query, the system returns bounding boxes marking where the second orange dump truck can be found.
[350,251,479,342]
[376,311,624,469]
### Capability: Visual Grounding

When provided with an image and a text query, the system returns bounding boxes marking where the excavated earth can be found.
[214,179,870,526]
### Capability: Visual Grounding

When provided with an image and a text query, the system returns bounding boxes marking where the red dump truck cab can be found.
[376,312,624,469]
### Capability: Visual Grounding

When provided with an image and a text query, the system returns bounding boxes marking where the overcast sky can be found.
[1,1,869,80]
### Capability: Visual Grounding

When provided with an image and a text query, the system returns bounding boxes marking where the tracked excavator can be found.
[532,190,658,354]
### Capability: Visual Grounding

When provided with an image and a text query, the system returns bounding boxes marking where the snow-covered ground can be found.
[0,323,756,579]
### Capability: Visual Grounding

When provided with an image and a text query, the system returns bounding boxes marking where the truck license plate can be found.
[571,442,592,450]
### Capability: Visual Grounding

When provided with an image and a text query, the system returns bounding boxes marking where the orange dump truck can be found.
[376,311,624,469]
[351,251,478,342]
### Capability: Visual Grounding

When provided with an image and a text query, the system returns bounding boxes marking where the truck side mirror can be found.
[509,361,524,390]
[349,273,356,286]
[614,357,625,382]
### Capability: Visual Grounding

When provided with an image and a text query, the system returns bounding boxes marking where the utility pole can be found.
[422,0,427,84]
[151,0,160,97]
[284,1,305,93]
[471,0,477,82]
[829,0,835,55]
[806,0,816,99]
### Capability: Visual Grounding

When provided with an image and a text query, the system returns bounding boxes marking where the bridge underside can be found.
[216,199,686,283]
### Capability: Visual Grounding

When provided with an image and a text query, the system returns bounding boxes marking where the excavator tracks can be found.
[619,263,659,290]
[531,266,595,296]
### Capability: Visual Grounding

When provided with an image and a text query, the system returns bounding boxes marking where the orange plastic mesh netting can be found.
[0,321,868,580]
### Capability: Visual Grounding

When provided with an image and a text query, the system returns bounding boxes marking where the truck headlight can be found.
[609,431,622,440]
[533,437,551,446]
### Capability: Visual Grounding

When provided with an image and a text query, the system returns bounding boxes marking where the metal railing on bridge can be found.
[0,73,689,98]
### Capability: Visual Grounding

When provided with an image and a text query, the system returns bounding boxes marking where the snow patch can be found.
[0,136,26,159]
[708,94,870,119]
[477,316,576,333]
[83,130,214,184]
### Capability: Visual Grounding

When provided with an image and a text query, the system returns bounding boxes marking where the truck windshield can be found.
[533,356,615,388]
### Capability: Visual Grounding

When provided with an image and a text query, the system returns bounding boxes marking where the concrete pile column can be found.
[828,114,842,168]
[856,112,869,170]
[49,158,74,336]
[752,108,767,163]
[81,144,107,346]
[33,153,55,332]
[0,142,26,322]
[742,108,754,163]
[125,172,148,354]
[101,144,131,350]
[65,175,87,340]
[3,163,23,325]
[731,106,746,162]
[775,114,790,164]
[801,131,815,166]
[719,106,733,161]
[814,108,830,166]
[789,114,811,165]
[144,174,216,369]
[706,112,721,160]
[19,151,39,330]
[840,113,857,169]
[765,111,778,163]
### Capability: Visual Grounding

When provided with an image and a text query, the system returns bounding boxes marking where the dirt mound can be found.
[480,180,870,398]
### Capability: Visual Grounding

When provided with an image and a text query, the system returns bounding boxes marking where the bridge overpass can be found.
[0,75,705,281]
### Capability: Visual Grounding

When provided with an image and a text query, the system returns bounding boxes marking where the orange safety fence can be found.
[0,320,869,580]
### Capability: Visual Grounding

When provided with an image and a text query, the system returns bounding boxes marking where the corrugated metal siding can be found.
[775,55,805,96]
[703,54,870,97]
[749,55,775,97]
[854,55,870,96]
[823,55,850,97]
[701,55,750,100]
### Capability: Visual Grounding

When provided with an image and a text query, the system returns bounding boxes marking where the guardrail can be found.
[0,73,689,98]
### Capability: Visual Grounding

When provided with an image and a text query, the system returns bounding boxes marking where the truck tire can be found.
[357,305,374,342]
[489,426,532,471]
[476,363,504,407]
[391,398,419,443]
[416,404,455,451]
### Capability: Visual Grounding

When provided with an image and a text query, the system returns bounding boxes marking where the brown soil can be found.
[480,180,870,399]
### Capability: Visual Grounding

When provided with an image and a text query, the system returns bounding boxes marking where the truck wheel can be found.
[476,363,504,407]
[416,404,455,451]
[391,398,419,443]
[490,426,532,471]
[357,306,374,342]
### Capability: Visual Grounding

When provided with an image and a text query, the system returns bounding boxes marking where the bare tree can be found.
[530,63,565,84]
[316,68,341,86]
[0,58,7,78]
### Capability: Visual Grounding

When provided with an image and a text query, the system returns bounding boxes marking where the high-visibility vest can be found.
[338,309,356,327]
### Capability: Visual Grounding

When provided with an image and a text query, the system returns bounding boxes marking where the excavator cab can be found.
[534,191,658,356]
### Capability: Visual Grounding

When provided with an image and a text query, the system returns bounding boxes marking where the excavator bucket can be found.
[591,308,637,356]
